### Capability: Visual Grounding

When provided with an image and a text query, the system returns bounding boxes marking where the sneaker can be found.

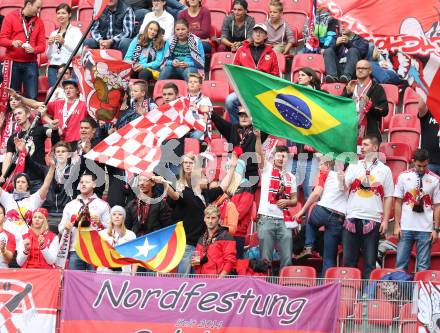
[324,75,337,83]
[293,247,312,260]
[339,75,351,83]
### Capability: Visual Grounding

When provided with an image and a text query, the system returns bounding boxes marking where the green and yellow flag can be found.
[223,64,358,155]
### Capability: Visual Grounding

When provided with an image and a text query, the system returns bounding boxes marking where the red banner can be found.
[0,269,61,333]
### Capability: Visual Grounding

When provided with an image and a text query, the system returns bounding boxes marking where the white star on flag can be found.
[135,237,157,258]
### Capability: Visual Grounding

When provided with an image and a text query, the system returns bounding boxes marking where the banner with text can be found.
[0,269,61,333]
[60,271,340,333]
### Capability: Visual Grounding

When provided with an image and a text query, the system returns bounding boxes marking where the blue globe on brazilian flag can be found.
[223,64,358,155]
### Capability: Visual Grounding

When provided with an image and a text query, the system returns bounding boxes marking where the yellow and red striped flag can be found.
[74,222,186,273]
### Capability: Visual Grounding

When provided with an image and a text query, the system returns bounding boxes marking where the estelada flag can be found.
[318,0,440,122]
[74,222,186,273]
[224,64,357,155]
[88,0,109,20]
[72,49,131,123]
[85,97,205,174]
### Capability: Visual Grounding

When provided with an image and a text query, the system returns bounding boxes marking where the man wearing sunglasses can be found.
[343,59,388,144]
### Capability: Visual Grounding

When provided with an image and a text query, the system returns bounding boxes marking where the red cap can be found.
[33,208,48,219]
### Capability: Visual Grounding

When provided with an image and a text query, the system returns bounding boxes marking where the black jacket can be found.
[343,80,388,140]
[125,196,172,236]
[211,112,268,181]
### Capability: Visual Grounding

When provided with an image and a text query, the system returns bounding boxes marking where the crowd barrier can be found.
[0,269,429,333]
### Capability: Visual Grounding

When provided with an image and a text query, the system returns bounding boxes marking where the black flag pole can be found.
[44,18,95,104]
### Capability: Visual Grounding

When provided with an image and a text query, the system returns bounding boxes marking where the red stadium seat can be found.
[284,11,307,39]
[38,76,49,102]
[388,114,421,154]
[282,0,312,12]
[379,142,412,163]
[400,303,417,333]
[291,53,325,82]
[380,84,399,132]
[325,267,361,314]
[77,3,94,22]
[415,270,440,282]
[184,138,200,154]
[202,80,229,114]
[40,0,72,18]
[370,268,401,280]
[402,87,420,116]
[247,0,271,12]
[275,52,286,76]
[368,300,394,325]
[152,80,188,102]
[210,10,227,41]
[0,0,21,16]
[321,83,346,96]
[209,52,235,89]
[382,250,416,273]
[248,11,268,23]
[201,0,231,12]
[72,20,90,34]
[279,266,317,287]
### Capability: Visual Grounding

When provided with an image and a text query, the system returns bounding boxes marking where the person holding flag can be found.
[58,172,111,270]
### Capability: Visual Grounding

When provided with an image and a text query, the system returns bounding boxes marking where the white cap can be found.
[253,23,268,33]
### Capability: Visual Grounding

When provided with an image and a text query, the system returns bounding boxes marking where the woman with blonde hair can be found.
[17,208,59,269]
[125,20,166,81]
[98,206,136,273]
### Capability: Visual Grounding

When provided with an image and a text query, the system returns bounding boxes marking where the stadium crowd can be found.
[0,0,438,279]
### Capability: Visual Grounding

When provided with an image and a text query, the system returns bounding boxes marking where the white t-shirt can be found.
[258,163,296,219]
[140,11,175,41]
[97,229,136,273]
[59,194,111,252]
[0,191,44,241]
[318,170,348,215]
[345,159,394,222]
[394,169,440,232]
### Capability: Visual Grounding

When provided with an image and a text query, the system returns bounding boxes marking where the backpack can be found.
[367,271,413,300]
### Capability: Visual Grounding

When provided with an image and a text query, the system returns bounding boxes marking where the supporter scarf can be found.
[137,198,150,225]
[0,60,13,158]
[12,190,30,201]
[267,167,294,226]
[237,126,253,147]
[353,79,373,143]
[344,218,376,235]
[55,215,76,269]
[132,40,156,65]
[0,113,15,161]
[3,149,27,192]
[163,33,204,69]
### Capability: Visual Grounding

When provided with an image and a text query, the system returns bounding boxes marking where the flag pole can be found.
[44,19,95,104]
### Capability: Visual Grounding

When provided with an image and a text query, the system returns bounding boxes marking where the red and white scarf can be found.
[353,79,373,143]
[268,167,294,226]
[2,147,27,192]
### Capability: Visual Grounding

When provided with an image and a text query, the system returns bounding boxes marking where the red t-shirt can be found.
[47,99,88,142]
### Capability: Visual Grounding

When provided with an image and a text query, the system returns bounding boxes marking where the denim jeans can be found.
[291,157,318,200]
[225,92,240,125]
[177,244,196,274]
[305,205,343,276]
[257,214,292,268]
[68,251,95,271]
[158,65,198,81]
[166,0,186,17]
[370,61,404,85]
[429,163,440,177]
[396,230,432,272]
[342,219,380,279]
[10,61,38,99]
[84,38,132,56]
[48,66,59,87]
[324,47,360,79]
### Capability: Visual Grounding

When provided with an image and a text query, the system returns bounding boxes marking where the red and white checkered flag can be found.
[85,97,205,174]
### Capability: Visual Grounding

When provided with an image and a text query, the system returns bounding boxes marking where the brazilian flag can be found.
[223,64,358,155]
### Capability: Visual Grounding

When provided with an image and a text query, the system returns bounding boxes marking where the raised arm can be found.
[220,152,238,191]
